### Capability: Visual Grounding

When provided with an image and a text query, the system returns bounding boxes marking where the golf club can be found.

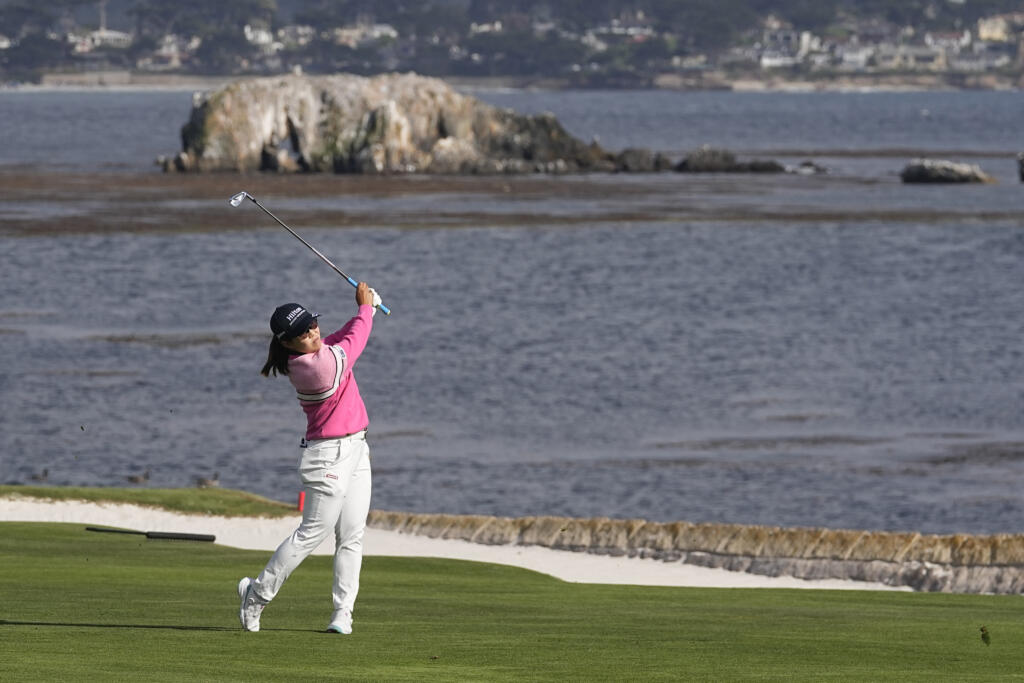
[86,526,216,542]
[229,191,391,316]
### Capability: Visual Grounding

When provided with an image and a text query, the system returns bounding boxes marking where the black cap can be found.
[270,303,319,340]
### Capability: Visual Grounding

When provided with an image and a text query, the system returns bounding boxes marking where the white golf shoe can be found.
[326,608,353,634]
[237,577,267,632]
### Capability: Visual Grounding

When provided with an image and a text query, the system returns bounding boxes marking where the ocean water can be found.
[2,86,1023,534]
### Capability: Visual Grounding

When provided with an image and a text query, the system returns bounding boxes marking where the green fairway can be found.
[1,522,1022,681]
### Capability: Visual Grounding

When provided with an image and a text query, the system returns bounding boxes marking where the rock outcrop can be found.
[900,158,995,183]
[159,74,819,177]
[614,147,674,173]
[675,146,786,173]
[367,510,1024,594]
[163,72,615,174]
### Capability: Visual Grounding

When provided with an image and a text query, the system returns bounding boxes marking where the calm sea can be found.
[2,86,1023,534]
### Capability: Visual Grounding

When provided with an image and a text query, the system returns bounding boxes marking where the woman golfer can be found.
[239,282,380,634]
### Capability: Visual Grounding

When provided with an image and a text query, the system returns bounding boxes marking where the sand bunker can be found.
[0,499,904,591]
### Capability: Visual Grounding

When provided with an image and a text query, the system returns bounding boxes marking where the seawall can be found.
[368,511,1024,594]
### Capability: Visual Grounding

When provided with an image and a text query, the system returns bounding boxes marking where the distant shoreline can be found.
[5,69,1021,93]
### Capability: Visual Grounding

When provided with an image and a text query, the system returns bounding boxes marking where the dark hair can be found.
[261,336,292,377]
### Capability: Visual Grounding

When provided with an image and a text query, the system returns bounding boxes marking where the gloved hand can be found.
[369,288,382,316]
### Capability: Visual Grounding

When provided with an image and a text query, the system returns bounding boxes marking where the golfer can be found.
[239,282,380,634]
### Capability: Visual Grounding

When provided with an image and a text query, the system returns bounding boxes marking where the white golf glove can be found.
[369,288,382,316]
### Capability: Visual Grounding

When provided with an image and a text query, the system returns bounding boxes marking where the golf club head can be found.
[225,190,390,315]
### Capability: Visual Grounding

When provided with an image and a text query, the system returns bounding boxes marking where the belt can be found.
[300,429,367,448]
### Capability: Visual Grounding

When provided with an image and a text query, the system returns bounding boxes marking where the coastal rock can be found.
[792,160,828,175]
[155,152,193,172]
[167,72,615,174]
[900,158,994,183]
[675,146,785,173]
[613,148,674,173]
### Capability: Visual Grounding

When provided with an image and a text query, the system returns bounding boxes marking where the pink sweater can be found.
[286,304,374,440]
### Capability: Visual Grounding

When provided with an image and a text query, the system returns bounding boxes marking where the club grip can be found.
[345,276,391,316]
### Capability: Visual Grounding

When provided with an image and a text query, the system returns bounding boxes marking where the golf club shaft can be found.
[250,196,354,280]
[237,193,391,315]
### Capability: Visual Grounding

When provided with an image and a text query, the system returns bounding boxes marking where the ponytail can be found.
[261,336,292,377]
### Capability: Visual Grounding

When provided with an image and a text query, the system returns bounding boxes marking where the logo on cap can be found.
[271,303,317,340]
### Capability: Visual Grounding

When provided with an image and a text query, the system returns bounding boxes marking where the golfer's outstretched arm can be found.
[323,283,375,365]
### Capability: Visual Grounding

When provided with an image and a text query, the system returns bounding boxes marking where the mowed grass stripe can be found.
[1,522,1021,681]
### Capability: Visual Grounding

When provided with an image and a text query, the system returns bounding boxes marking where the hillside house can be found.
[875,44,947,71]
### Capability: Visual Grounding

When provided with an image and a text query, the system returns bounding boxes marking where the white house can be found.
[924,30,971,52]
[331,23,398,48]
[581,31,608,52]
[277,25,316,48]
[760,50,798,68]
[875,44,947,71]
[590,18,656,43]
[244,24,274,47]
[470,21,502,35]
[90,29,132,49]
[835,44,875,70]
[137,34,201,70]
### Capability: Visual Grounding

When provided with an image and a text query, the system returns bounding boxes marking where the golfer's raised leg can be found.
[239,478,342,632]
[253,439,356,602]
[255,489,341,597]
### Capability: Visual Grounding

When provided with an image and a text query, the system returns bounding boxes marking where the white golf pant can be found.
[253,431,371,612]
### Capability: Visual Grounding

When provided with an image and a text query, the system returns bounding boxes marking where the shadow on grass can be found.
[0,619,316,633]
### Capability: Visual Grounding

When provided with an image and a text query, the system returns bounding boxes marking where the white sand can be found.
[0,499,907,591]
